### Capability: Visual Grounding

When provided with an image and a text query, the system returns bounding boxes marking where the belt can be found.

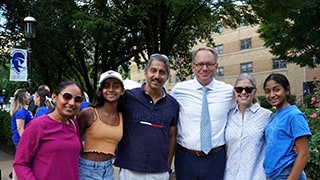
[177,143,225,156]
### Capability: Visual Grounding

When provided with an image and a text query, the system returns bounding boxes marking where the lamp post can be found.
[24,16,36,95]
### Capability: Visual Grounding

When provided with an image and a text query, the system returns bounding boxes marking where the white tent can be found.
[123,79,141,89]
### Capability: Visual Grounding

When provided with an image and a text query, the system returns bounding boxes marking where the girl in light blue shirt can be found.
[263,73,311,180]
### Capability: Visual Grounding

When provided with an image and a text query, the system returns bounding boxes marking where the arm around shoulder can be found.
[78,107,94,137]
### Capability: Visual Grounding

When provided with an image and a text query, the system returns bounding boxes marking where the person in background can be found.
[13,80,84,180]
[34,88,53,117]
[114,54,179,179]
[224,73,272,180]
[10,88,33,180]
[263,73,311,180]
[28,84,50,116]
[80,92,90,111]
[78,70,125,180]
[171,47,236,180]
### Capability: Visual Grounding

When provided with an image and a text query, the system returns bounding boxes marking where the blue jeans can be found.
[79,156,114,180]
[270,164,307,180]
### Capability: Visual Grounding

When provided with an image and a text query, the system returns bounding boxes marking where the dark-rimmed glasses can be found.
[60,93,83,103]
[234,87,256,93]
[193,62,217,69]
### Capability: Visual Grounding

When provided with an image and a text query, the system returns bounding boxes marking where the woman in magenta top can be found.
[14,80,84,180]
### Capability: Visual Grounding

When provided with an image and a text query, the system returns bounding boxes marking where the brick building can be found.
[130,25,320,105]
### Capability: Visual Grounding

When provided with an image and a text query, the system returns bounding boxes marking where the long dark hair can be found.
[36,88,50,107]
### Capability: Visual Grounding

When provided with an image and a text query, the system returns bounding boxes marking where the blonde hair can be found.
[10,89,28,116]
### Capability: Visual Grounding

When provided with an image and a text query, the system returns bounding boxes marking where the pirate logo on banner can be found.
[10,48,28,82]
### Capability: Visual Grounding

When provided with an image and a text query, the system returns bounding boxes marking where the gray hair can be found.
[192,47,218,63]
[144,53,170,75]
[234,73,257,88]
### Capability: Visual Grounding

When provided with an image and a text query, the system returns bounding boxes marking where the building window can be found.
[273,59,287,69]
[240,62,253,73]
[216,67,224,77]
[215,44,224,55]
[240,38,252,50]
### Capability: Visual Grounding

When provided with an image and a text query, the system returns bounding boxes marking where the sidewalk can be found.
[0,144,14,180]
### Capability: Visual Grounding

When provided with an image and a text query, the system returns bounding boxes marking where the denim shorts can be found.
[268,164,307,180]
[79,156,114,180]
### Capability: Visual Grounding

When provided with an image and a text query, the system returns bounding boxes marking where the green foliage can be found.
[258,96,272,109]
[0,65,29,103]
[1,0,257,100]
[304,108,320,179]
[251,0,320,67]
[0,111,13,146]
[303,82,320,179]
[304,94,315,108]
[288,94,296,105]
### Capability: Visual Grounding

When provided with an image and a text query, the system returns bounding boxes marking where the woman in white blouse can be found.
[224,73,272,180]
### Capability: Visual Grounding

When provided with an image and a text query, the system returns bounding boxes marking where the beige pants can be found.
[119,168,169,180]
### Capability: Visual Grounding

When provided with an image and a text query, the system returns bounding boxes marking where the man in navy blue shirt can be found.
[114,54,179,179]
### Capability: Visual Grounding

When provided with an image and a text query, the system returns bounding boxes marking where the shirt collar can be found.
[193,77,216,91]
[234,102,260,113]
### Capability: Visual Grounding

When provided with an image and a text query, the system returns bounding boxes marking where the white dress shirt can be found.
[171,78,236,150]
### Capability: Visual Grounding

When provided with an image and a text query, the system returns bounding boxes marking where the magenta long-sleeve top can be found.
[14,114,82,180]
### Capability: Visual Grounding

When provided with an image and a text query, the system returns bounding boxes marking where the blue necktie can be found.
[201,87,212,154]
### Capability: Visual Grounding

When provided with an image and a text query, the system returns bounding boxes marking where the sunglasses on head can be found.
[234,87,256,93]
[60,93,83,103]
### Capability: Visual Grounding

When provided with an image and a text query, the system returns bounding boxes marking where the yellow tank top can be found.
[83,108,123,155]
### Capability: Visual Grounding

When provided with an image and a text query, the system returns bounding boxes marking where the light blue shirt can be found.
[264,105,311,179]
[224,103,272,180]
[171,78,236,150]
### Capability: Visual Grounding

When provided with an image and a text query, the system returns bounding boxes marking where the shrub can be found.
[0,111,13,146]
[288,95,296,105]
[258,96,272,109]
[304,94,315,108]
[304,86,320,179]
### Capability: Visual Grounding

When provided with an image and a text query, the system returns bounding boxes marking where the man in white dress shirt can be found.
[171,47,236,180]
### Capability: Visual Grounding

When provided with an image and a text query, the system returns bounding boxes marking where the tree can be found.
[1,0,257,99]
[251,0,320,67]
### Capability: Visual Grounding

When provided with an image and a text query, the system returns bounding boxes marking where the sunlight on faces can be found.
[192,50,218,86]
[234,79,256,107]
[264,80,289,109]
[101,78,125,101]
[54,85,83,116]
[144,60,169,91]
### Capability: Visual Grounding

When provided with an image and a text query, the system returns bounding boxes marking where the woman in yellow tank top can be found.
[78,70,125,180]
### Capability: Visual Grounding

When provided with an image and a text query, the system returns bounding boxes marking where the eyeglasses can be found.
[234,87,256,93]
[60,93,83,103]
[193,62,217,69]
